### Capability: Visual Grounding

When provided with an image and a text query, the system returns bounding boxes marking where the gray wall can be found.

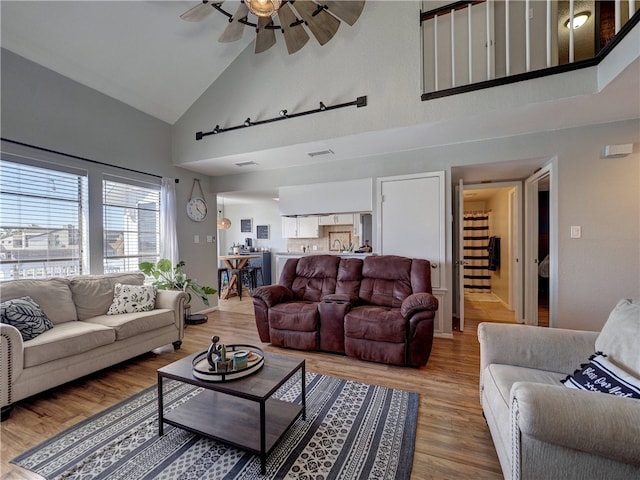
[211,120,640,333]
[1,49,219,312]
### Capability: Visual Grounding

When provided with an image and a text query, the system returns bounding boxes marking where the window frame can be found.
[0,142,163,281]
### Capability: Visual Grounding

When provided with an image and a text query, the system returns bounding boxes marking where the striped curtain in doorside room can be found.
[463,212,491,292]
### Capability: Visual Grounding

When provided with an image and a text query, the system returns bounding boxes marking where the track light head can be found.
[213,125,220,134]
[319,102,326,111]
[279,109,288,117]
[244,118,251,127]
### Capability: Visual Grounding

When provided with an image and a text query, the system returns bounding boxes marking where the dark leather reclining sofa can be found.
[251,254,439,367]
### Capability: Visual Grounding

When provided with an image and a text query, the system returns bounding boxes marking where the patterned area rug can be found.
[13,372,418,479]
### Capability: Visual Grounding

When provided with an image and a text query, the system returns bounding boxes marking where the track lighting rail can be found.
[195,95,367,140]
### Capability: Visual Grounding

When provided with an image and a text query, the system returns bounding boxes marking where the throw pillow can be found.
[107,283,157,315]
[562,352,640,399]
[0,296,55,341]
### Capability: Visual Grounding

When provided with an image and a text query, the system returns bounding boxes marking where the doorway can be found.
[524,165,553,327]
[458,183,520,330]
[453,158,555,331]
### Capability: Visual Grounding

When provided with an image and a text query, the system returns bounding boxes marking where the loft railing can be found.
[421,0,640,100]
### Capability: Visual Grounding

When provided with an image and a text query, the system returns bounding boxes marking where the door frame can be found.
[524,161,556,326]
[456,180,522,331]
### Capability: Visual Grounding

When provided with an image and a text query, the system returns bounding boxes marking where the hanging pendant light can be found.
[217,197,232,230]
[217,214,232,230]
[245,0,282,17]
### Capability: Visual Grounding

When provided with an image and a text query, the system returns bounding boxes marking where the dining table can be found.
[218,254,260,300]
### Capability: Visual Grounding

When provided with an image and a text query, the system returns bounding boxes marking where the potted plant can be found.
[139,259,217,306]
[231,242,241,254]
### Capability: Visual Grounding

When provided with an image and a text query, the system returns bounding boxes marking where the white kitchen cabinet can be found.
[281,216,319,238]
[318,214,354,226]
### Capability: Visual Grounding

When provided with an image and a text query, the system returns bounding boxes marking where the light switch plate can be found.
[194,234,200,243]
[570,226,581,238]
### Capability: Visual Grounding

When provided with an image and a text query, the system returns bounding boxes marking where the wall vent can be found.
[307,149,334,157]
[234,161,258,167]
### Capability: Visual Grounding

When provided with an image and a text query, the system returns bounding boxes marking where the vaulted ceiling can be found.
[1,1,255,124]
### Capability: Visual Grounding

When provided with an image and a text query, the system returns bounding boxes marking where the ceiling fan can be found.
[180,0,365,54]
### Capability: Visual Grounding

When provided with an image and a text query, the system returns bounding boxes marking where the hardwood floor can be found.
[1,297,507,479]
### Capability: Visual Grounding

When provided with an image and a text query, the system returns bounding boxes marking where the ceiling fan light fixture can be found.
[244,0,282,18]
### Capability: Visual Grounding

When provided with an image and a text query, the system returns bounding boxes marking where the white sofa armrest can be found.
[1,323,25,407]
[478,322,598,376]
[155,289,189,334]
[512,382,640,465]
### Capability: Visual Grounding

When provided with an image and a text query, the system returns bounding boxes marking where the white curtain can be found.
[160,177,179,265]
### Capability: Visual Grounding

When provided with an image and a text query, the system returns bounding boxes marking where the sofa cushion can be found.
[289,256,340,302]
[107,283,157,315]
[0,278,77,324]
[595,298,640,377]
[1,296,54,340]
[344,306,406,343]
[23,321,116,368]
[84,309,175,341]
[562,352,640,399]
[69,273,145,320]
[269,302,319,332]
[359,256,412,308]
[485,364,568,406]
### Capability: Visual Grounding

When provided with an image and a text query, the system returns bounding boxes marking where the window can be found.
[0,158,88,280]
[103,176,160,273]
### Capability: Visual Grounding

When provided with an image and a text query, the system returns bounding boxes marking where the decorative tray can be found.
[192,344,264,382]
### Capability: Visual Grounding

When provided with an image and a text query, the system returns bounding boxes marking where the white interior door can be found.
[457,179,465,331]
[378,172,444,289]
[524,166,551,325]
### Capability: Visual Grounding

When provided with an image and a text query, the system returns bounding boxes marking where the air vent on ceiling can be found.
[307,149,334,157]
[234,161,258,167]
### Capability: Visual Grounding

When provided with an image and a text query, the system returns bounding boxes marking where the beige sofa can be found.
[1,273,188,420]
[478,299,640,479]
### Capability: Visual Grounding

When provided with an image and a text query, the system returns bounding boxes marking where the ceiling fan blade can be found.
[322,1,365,26]
[291,1,340,46]
[180,1,214,22]
[218,3,249,43]
[277,3,310,54]
[255,16,277,54]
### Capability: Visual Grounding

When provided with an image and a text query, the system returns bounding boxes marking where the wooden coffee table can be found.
[157,351,305,474]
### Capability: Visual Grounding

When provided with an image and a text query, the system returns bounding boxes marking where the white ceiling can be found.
[2,1,639,198]
[1,1,254,124]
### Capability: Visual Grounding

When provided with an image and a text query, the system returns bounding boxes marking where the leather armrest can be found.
[251,285,293,307]
[401,292,438,318]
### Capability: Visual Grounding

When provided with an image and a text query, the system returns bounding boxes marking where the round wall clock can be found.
[187,179,208,222]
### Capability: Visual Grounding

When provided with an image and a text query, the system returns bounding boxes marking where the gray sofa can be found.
[1,273,188,420]
[478,298,640,479]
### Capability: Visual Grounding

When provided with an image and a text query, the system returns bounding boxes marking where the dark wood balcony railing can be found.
[421,0,640,100]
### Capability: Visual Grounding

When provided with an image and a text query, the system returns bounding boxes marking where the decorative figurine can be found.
[206,335,223,368]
